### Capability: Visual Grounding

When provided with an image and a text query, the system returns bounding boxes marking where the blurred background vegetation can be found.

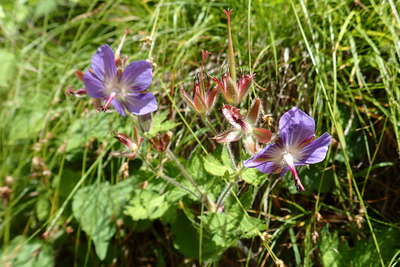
[0,0,399,266]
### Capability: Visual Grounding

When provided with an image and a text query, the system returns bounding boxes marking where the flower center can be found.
[283,145,303,163]
[104,77,130,99]
[282,152,296,167]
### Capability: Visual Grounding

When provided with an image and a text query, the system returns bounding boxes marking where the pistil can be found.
[283,153,305,192]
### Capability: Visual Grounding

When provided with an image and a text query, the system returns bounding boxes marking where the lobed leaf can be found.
[72,180,134,260]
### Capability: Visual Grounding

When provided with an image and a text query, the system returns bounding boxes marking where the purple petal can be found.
[122,61,152,91]
[255,161,280,174]
[124,92,157,115]
[299,132,331,164]
[83,71,106,98]
[244,143,283,169]
[111,99,126,116]
[90,45,117,80]
[279,107,315,146]
[244,144,273,168]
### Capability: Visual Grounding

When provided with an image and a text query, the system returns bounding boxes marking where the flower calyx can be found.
[181,50,218,115]
[149,131,172,152]
[112,128,143,159]
[213,98,272,154]
[212,73,253,105]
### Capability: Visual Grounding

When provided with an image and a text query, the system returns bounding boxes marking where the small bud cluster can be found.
[180,10,273,156]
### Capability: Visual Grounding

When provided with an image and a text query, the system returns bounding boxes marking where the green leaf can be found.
[34,0,58,17]
[201,210,265,248]
[171,211,224,262]
[125,181,186,221]
[147,111,180,137]
[125,190,169,220]
[241,168,265,186]
[0,49,16,87]
[203,155,232,177]
[36,195,50,222]
[238,215,265,239]
[184,154,225,201]
[64,112,111,152]
[202,213,238,247]
[0,236,54,267]
[187,154,204,181]
[72,180,134,260]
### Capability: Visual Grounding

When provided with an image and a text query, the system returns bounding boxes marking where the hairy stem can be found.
[166,148,211,205]
[224,9,237,83]
[142,155,200,199]
[216,143,240,209]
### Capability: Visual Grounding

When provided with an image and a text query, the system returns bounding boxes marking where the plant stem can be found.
[216,143,240,209]
[142,156,200,199]
[202,116,217,135]
[166,148,206,201]
[160,173,200,199]
[225,9,237,83]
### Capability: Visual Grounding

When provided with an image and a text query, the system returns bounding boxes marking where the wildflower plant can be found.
[9,4,383,267]
[56,8,335,265]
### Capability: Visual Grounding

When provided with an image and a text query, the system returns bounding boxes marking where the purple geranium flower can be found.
[244,107,331,191]
[83,44,157,116]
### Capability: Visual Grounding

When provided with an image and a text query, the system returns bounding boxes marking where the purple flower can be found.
[244,107,331,191]
[83,45,157,116]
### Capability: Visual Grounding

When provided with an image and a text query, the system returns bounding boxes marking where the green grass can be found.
[0,0,399,266]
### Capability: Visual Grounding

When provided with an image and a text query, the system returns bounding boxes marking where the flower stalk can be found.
[165,149,211,206]
[224,9,237,83]
[141,157,200,200]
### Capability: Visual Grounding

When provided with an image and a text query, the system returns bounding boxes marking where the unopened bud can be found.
[138,113,152,132]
